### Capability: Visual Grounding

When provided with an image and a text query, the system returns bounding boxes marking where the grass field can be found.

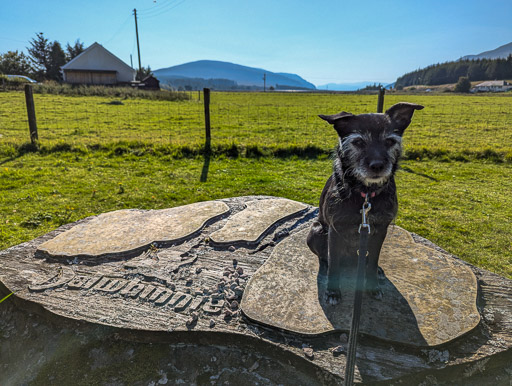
[0,90,511,278]
[1,91,512,159]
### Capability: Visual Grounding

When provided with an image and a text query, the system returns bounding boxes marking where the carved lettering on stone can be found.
[81,276,103,290]
[138,285,157,301]
[93,277,127,293]
[203,298,225,314]
[28,267,75,292]
[119,280,143,296]
[189,296,205,311]
[172,292,193,312]
[67,275,90,290]
[124,283,145,299]
[151,288,175,306]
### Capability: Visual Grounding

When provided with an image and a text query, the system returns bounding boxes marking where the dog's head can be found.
[319,102,424,187]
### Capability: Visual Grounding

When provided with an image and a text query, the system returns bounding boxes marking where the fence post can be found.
[24,84,38,144]
[203,88,211,153]
[377,86,385,113]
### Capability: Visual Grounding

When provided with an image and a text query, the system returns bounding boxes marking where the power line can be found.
[137,0,177,15]
[104,14,132,45]
[137,0,182,16]
[0,36,29,44]
[137,0,190,19]
[137,0,176,14]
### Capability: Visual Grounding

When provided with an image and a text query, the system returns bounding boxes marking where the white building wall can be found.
[62,43,136,83]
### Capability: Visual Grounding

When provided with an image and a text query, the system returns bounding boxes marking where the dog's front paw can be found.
[325,289,341,305]
[370,287,384,300]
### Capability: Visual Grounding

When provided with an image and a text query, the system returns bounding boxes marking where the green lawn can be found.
[1,91,511,159]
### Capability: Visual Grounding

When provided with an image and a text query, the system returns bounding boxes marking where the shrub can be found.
[0,74,33,90]
[32,82,190,101]
[454,76,471,93]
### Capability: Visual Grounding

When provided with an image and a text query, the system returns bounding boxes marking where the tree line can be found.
[395,55,512,88]
[0,33,85,82]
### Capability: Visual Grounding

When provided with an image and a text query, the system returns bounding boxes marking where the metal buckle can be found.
[358,194,372,234]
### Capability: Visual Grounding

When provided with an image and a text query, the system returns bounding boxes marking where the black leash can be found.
[344,193,372,386]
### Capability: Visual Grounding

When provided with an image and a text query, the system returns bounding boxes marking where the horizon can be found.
[2,0,512,87]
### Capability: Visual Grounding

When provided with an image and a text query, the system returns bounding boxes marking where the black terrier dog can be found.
[307,102,424,304]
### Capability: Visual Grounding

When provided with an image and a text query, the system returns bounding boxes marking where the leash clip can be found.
[358,193,372,234]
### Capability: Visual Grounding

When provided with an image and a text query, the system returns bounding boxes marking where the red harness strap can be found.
[360,191,376,199]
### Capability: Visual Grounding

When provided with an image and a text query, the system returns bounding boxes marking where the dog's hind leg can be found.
[307,221,328,264]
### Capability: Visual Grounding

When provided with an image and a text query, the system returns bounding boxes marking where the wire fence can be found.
[1,90,512,156]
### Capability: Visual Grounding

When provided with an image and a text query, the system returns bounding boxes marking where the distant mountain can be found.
[460,42,512,61]
[153,60,316,90]
[317,81,386,91]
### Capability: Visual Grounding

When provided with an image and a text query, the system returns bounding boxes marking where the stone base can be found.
[1,196,511,384]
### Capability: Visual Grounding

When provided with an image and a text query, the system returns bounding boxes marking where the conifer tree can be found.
[66,39,85,61]
[47,41,66,81]
[0,50,32,76]
[27,32,50,80]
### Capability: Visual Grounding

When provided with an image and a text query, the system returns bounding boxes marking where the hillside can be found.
[396,42,512,88]
[154,60,316,91]
[396,57,512,88]
[461,42,512,61]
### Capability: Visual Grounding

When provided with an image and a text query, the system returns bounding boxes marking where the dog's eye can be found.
[385,138,397,147]
[352,139,365,148]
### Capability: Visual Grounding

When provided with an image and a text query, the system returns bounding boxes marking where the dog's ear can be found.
[318,111,354,124]
[318,112,355,136]
[385,103,424,135]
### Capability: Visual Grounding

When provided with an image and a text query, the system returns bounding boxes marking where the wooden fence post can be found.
[377,86,385,113]
[203,88,211,153]
[24,84,38,144]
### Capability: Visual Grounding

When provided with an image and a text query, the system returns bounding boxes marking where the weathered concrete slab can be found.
[241,226,480,346]
[209,198,308,244]
[37,201,229,258]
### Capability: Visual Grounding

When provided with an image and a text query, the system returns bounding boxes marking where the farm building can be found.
[61,42,136,85]
[141,75,160,90]
[472,80,512,93]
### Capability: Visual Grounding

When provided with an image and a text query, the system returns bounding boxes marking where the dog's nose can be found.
[369,160,385,172]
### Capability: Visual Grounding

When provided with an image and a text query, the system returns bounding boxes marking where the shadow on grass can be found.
[0,142,39,165]
[1,141,509,165]
[400,166,439,182]
[0,156,17,166]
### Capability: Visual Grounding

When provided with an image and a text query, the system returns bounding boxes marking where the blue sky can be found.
[1,0,511,86]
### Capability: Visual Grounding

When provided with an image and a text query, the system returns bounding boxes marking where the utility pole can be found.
[263,73,266,92]
[133,8,142,79]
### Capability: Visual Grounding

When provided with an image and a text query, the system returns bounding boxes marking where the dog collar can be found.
[361,192,376,199]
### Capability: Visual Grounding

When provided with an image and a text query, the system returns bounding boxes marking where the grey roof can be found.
[475,80,508,87]
[61,42,135,74]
